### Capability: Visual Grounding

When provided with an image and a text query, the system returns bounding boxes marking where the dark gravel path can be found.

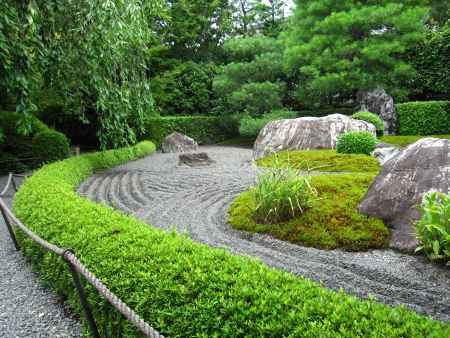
[78,146,450,322]
[0,175,83,338]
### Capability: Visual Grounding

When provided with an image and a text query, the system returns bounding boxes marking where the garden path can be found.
[0,175,83,337]
[78,146,450,322]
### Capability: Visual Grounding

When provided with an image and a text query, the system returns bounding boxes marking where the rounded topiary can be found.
[32,130,70,164]
[352,111,385,135]
[336,131,378,155]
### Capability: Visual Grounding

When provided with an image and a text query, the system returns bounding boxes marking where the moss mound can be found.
[229,173,389,251]
[257,149,380,173]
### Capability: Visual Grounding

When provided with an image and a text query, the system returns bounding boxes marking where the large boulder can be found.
[253,114,376,159]
[162,132,198,153]
[356,87,397,135]
[359,138,450,252]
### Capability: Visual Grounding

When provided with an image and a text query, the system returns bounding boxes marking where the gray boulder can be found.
[253,114,376,159]
[371,142,401,165]
[162,132,198,153]
[179,153,215,167]
[359,138,450,252]
[357,88,397,135]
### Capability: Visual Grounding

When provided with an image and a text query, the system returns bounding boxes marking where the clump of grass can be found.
[257,149,380,173]
[252,156,317,224]
[229,173,389,251]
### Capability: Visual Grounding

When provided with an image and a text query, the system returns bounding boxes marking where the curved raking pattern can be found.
[78,146,450,322]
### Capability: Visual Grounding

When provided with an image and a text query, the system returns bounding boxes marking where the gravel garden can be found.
[1,1,450,337]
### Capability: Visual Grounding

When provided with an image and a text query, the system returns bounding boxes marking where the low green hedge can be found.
[0,111,71,174]
[12,142,449,337]
[141,116,239,147]
[397,101,450,135]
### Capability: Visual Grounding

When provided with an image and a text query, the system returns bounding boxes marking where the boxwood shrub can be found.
[141,116,239,147]
[12,142,449,337]
[32,130,70,163]
[352,111,385,135]
[397,101,450,135]
[336,131,378,155]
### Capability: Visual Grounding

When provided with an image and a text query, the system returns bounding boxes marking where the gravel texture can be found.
[78,146,450,322]
[0,175,83,338]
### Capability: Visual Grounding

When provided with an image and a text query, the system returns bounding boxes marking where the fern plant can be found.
[415,191,450,265]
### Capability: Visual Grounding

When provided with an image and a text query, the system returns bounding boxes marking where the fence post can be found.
[0,204,20,251]
[11,175,18,192]
[64,250,101,338]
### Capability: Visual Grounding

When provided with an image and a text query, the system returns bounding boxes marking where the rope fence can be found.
[0,173,164,338]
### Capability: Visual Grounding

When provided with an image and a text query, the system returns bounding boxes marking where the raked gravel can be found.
[78,145,450,322]
[0,175,83,338]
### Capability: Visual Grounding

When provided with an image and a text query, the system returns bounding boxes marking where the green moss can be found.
[257,149,380,173]
[380,135,450,147]
[229,173,389,251]
[218,137,255,147]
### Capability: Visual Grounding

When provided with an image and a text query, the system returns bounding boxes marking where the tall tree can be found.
[284,0,429,104]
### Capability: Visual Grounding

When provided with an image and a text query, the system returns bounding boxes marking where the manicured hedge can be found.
[141,116,239,147]
[0,111,70,174]
[13,142,449,337]
[397,101,450,135]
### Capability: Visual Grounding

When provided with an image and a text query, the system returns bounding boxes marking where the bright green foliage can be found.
[213,36,286,115]
[397,101,450,135]
[151,62,217,116]
[284,0,429,103]
[336,132,378,155]
[14,142,448,337]
[380,134,450,147]
[258,150,380,173]
[31,131,70,164]
[406,24,450,101]
[251,158,317,224]
[352,111,385,135]
[239,110,296,137]
[141,116,238,147]
[229,173,390,251]
[416,191,450,264]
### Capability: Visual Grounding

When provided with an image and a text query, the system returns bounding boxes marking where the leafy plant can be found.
[251,155,317,224]
[239,109,296,137]
[32,130,70,164]
[397,101,450,135]
[352,111,385,135]
[336,132,378,155]
[415,191,450,264]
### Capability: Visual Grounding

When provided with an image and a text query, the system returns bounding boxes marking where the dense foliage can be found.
[397,101,450,135]
[336,132,378,155]
[31,130,69,164]
[251,159,317,224]
[141,116,239,147]
[352,111,385,135]
[14,143,448,337]
[284,0,429,104]
[239,110,296,137]
[416,191,450,265]
[229,173,389,251]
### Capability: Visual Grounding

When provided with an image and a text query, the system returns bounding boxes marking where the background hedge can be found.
[141,116,239,147]
[0,111,70,174]
[12,142,449,337]
[397,101,450,135]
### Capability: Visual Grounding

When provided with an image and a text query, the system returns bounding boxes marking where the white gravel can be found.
[0,175,83,338]
[78,146,450,323]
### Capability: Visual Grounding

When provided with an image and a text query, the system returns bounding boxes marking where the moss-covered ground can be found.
[380,135,450,147]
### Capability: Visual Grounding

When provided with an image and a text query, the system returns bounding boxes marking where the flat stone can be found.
[253,114,376,159]
[179,153,215,167]
[162,132,198,153]
[359,138,450,252]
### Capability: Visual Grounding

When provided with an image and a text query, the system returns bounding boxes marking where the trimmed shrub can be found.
[416,191,450,265]
[397,101,450,135]
[141,116,238,147]
[336,132,378,155]
[32,130,70,163]
[239,110,296,138]
[13,142,448,337]
[352,111,384,135]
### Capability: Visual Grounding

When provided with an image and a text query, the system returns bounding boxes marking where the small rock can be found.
[372,143,401,165]
[179,153,215,167]
[162,132,198,153]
